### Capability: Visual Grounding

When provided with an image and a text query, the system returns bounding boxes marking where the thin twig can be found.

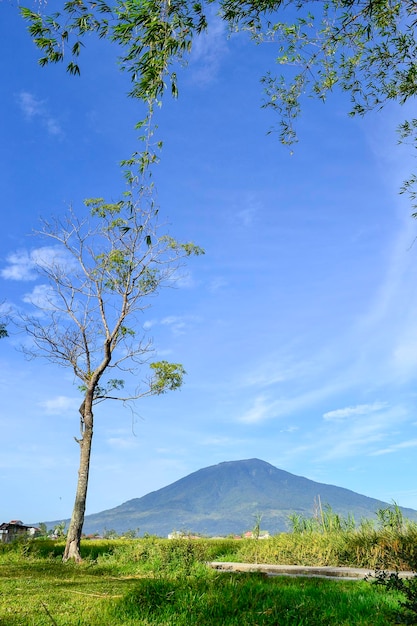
[70,590,123,598]
[40,601,59,626]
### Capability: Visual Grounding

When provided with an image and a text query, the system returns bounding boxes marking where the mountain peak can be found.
[71,459,417,537]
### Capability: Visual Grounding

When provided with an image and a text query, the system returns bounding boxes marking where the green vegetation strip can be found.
[0,536,408,625]
[0,562,401,625]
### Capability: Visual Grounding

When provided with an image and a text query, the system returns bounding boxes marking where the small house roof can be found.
[0,521,34,531]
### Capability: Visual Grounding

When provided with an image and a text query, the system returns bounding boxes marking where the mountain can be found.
[60,459,417,537]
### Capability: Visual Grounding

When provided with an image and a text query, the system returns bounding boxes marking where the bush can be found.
[369,569,417,624]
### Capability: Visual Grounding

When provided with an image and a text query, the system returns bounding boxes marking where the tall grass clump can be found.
[109,571,399,625]
[93,536,214,577]
[233,531,353,567]
[0,537,66,561]
[230,503,417,570]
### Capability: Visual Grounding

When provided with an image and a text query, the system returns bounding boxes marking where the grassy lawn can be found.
[0,560,136,625]
[0,559,401,625]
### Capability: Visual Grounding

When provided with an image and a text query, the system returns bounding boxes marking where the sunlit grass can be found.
[109,572,400,626]
[0,559,136,625]
[0,551,401,625]
[0,528,413,625]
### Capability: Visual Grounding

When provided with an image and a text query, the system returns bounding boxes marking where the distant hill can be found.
[50,459,417,537]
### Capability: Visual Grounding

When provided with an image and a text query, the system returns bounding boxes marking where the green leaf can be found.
[149,361,186,395]
[67,61,81,75]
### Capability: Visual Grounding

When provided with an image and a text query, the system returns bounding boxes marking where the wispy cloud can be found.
[18,91,43,117]
[235,195,262,227]
[238,394,273,424]
[22,284,58,310]
[161,315,188,335]
[319,404,409,460]
[107,437,139,450]
[141,314,199,339]
[150,314,200,336]
[2,246,75,281]
[279,425,299,433]
[208,276,228,292]
[347,118,417,388]
[323,402,388,422]
[240,358,299,389]
[200,435,238,446]
[38,395,78,415]
[370,438,417,456]
[175,271,197,289]
[0,300,9,314]
[1,250,37,281]
[235,351,347,419]
[189,10,228,85]
[17,91,63,137]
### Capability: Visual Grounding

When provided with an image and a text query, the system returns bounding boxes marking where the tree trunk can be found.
[63,404,93,562]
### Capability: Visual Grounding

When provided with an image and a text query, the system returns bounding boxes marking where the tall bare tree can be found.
[20,192,203,561]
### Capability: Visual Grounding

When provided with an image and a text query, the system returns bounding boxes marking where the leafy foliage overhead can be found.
[251,0,417,145]
[21,1,417,118]
[21,0,208,102]
[21,0,417,199]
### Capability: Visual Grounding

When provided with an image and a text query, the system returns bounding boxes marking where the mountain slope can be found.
[76,459,417,536]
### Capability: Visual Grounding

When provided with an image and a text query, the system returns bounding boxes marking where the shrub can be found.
[369,569,417,624]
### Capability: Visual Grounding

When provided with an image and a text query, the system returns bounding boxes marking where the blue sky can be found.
[2,2,417,526]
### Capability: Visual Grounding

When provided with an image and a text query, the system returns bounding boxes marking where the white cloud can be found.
[1,250,36,281]
[394,337,417,362]
[370,438,417,456]
[33,246,75,270]
[319,404,409,460]
[323,402,388,422]
[159,315,200,336]
[161,315,187,335]
[189,10,228,85]
[176,271,196,289]
[22,284,58,309]
[238,394,272,424]
[208,276,228,292]
[2,246,75,281]
[38,395,78,415]
[348,178,417,386]
[0,301,10,316]
[18,91,43,118]
[17,91,63,137]
[46,118,62,137]
[242,363,296,389]
[107,437,139,450]
[279,425,299,433]
[235,196,261,227]
[236,207,256,227]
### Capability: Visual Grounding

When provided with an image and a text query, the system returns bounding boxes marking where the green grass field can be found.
[0,560,401,625]
[0,537,406,625]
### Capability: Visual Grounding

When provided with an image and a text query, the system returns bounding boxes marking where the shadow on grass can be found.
[0,561,96,579]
